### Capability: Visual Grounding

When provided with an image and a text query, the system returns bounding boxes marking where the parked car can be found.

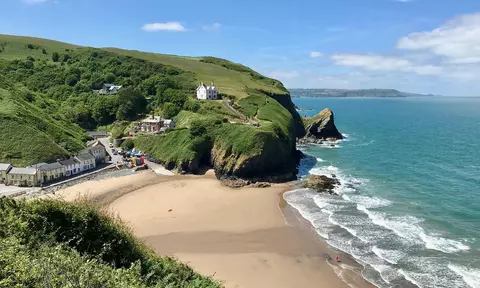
[109,143,113,148]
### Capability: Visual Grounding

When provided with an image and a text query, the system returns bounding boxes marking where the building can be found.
[163,119,176,128]
[80,141,108,164]
[98,83,122,95]
[75,153,96,172]
[133,116,176,134]
[196,82,218,100]
[34,162,66,183]
[0,163,12,183]
[87,131,108,139]
[6,167,40,187]
[58,158,81,177]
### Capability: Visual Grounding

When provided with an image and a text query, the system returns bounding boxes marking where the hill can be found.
[0,34,303,180]
[0,76,87,166]
[290,88,435,98]
[0,197,219,287]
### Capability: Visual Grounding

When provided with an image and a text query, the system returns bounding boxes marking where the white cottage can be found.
[196,82,218,100]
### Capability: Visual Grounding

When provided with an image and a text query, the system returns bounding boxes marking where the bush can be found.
[52,52,60,62]
[0,198,220,288]
[121,138,135,150]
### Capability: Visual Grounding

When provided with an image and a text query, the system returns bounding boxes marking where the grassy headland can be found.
[0,34,303,180]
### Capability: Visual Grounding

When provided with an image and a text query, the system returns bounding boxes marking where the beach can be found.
[48,170,373,288]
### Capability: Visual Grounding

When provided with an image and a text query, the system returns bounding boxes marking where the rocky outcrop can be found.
[304,108,343,140]
[303,175,340,195]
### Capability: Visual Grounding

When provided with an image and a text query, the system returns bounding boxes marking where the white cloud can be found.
[309,51,324,58]
[142,22,186,32]
[202,23,222,31]
[397,12,480,64]
[331,53,443,75]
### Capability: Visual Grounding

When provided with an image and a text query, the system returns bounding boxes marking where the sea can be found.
[285,95,480,288]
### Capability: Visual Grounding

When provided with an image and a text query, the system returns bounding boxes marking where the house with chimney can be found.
[196,82,218,100]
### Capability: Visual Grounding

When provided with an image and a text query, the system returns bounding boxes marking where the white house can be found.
[75,153,96,172]
[163,119,176,128]
[196,82,218,100]
[58,158,81,177]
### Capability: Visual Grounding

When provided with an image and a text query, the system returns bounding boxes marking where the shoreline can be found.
[40,171,374,288]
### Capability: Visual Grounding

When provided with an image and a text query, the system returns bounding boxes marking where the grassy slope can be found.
[0,79,86,166]
[0,34,302,178]
[0,34,286,99]
[0,34,79,60]
[0,198,219,287]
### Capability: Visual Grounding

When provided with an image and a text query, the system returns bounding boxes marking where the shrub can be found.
[121,138,135,150]
[0,198,220,288]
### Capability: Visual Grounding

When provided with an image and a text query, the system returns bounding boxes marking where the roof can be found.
[87,131,108,137]
[8,167,37,175]
[58,159,79,166]
[37,162,64,171]
[142,116,163,123]
[104,83,115,87]
[75,153,95,161]
[87,141,106,148]
[0,163,12,171]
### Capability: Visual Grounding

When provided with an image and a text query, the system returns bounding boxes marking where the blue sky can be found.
[2,0,480,96]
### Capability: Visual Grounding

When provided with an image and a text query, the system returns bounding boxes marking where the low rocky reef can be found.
[303,175,340,195]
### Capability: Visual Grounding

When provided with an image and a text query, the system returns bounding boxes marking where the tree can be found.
[162,102,180,119]
[42,48,47,54]
[184,98,200,112]
[105,72,116,83]
[52,52,60,62]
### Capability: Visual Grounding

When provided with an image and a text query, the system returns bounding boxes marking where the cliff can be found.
[304,108,343,140]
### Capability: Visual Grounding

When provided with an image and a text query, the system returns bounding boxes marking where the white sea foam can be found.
[316,157,326,162]
[371,246,405,265]
[448,264,480,288]
[399,257,471,288]
[343,195,392,209]
[358,206,470,254]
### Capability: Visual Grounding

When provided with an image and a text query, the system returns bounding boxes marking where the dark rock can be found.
[304,108,343,140]
[304,175,340,195]
[247,182,271,188]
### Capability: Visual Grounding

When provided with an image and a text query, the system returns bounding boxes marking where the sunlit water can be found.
[286,96,480,288]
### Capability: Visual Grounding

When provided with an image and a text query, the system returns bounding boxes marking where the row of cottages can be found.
[0,142,106,187]
[132,116,176,134]
[196,82,219,100]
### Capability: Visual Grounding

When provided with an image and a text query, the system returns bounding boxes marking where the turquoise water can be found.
[285,96,480,288]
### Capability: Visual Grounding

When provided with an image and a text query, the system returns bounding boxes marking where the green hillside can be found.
[0,197,219,287]
[0,77,86,166]
[0,34,303,179]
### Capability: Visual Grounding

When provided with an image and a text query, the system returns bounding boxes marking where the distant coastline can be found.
[289,88,437,98]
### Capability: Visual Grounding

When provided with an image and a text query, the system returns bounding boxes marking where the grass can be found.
[0,33,303,179]
[0,34,288,100]
[0,81,87,166]
[0,197,220,288]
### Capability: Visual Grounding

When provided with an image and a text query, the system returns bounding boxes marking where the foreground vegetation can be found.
[0,197,220,288]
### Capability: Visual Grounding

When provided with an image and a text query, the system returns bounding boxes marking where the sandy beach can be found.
[49,170,373,288]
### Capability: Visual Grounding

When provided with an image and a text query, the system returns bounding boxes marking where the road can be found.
[221,100,260,126]
[98,137,123,164]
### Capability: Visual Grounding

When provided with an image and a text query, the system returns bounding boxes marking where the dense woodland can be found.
[0,46,200,130]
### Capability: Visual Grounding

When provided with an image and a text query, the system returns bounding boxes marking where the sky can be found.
[2,0,480,96]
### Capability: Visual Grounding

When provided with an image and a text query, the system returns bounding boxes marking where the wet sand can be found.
[51,171,374,288]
